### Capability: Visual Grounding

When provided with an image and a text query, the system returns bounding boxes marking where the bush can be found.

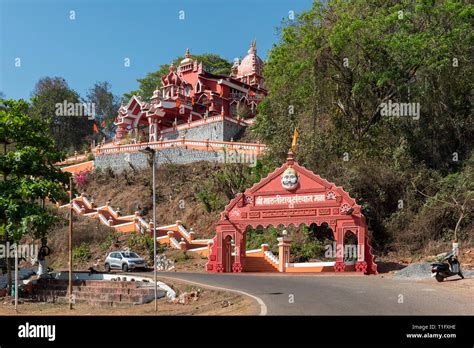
[73,243,91,262]
[174,252,191,263]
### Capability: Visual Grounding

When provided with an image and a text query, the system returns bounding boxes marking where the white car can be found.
[104,251,148,272]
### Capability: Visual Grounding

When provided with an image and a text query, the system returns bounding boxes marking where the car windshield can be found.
[122,252,140,259]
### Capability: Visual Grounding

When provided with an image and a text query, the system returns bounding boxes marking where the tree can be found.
[29,77,93,152]
[86,81,120,141]
[253,0,473,254]
[0,99,69,294]
[415,156,474,242]
[124,54,232,102]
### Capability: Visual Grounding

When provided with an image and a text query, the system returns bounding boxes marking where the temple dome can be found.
[237,39,263,78]
[180,48,193,65]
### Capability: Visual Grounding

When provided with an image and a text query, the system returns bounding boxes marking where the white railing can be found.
[159,115,247,135]
[287,261,335,268]
[188,246,208,252]
[137,217,149,229]
[95,138,266,156]
[178,225,191,240]
[82,196,92,208]
[245,249,262,254]
[108,206,118,217]
[157,223,176,230]
[170,237,180,249]
[98,213,110,226]
[264,251,279,265]
[113,221,134,227]
[190,239,212,244]
[72,202,82,213]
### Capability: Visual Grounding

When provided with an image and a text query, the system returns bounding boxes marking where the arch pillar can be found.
[334,226,345,272]
[277,235,292,272]
[356,226,368,273]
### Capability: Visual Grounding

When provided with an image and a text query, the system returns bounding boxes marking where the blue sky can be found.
[0,0,314,100]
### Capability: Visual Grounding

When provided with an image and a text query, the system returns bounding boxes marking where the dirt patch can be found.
[0,278,259,316]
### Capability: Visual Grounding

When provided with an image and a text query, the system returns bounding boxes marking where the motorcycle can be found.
[431,251,464,282]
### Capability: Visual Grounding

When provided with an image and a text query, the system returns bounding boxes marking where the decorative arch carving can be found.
[206,150,377,274]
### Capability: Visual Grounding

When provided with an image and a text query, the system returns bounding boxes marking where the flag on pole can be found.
[92,123,99,133]
[291,128,299,151]
[175,99,181,108]
[219,87,224,97]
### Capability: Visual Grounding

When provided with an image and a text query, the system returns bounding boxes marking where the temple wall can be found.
[94,148,225,173]
[161,119,245,142]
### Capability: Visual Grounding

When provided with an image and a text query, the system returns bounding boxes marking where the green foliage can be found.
[123,54,232,102]
[195,160,271,213]
[174,251,191,263]
[87,153,95,161]
[254,0,474,254]
[0,99,69,244]
[86,81,120,141]
[73,243,91,262]
[126,233,166,261]
[196,181,226,213]
[29,77,93,151]
[246,226,279,252]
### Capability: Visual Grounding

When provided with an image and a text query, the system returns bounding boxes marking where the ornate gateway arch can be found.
[206,151,377,274]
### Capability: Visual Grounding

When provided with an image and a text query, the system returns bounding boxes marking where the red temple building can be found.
[114,40,267,143]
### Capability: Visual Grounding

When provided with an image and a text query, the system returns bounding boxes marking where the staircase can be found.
[244,249,279,272]
[28,278,165,307]
[58,194,212,255]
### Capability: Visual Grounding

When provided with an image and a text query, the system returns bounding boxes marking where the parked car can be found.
[104,251,148,272]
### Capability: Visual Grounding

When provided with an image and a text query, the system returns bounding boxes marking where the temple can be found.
[114,40,266,144]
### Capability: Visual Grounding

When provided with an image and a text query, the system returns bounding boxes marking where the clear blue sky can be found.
[0,0,314,100]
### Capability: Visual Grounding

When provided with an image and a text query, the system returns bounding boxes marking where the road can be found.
[146,272,474,315]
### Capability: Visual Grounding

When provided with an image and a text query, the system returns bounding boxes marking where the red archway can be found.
[206,151,377,274]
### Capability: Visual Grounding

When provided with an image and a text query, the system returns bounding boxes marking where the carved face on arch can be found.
[281,167,299,191]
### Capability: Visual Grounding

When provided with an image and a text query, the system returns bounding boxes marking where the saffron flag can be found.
[291,128,299,151]
[219,87,224,97]
[191,96,195,105]
[175,99,181,108]
[92,123,99,133]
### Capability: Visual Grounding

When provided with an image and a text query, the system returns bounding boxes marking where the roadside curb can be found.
[156,274,268,316]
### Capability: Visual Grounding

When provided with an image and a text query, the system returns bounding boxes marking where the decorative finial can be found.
[287,149,294,164]
[169,63,176,72]
[185,48,191,58]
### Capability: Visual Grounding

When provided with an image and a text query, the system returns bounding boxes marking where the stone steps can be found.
[244,257,278,272]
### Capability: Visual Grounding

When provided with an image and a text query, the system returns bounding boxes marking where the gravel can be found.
[394,262,474,279]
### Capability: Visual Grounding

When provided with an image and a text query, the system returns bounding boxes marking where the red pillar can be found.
[334,227,345,272]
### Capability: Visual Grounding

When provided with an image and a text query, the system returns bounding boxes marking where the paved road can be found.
[147,272,474,315]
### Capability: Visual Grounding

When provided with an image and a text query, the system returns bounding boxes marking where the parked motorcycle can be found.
[431,251,464,282]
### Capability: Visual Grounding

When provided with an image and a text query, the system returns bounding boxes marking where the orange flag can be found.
[219,87,224,97]
[93,123,99,133]
[175,99,181,108]
[191,96,195,105]
[291,128,299,151]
